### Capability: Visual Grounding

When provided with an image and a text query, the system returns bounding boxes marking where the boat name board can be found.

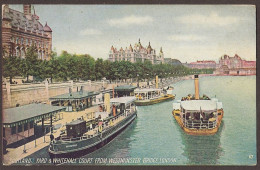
[66,144,78,148]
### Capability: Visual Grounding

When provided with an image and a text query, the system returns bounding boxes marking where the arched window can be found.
[15,47,20,57]
[26,39,28,45]
[21,38,24,44]
[21,48,25,58]
[16,37,19,44]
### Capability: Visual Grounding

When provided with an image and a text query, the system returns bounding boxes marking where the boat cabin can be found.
[134,88,162,100]
[173,99,223,129]
[66,119,87,138]
[114,85,137,97]
[110,97,136,115]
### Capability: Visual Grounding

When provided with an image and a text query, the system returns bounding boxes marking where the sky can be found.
[9,5,256,63]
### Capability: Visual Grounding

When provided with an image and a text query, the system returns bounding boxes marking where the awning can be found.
[49,91,100,100]
[3,103,66,127]
[181,100,217,111]
[134,88,162,93]
[114,85,137,92]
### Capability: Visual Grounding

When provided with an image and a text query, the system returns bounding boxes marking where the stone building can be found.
[2,4,52,60]
[108,39,164,64]
[214,54,256,75]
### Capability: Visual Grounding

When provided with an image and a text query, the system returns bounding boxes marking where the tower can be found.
[23,5,31,15]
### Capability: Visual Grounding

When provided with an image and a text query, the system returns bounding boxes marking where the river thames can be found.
[23,75,256,165]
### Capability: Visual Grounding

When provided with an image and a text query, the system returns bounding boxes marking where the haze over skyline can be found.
[10,5,256,63]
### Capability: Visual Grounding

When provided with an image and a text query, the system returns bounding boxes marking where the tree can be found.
[21,46,39,82]
[95,58,105,80]
[3,56,22,84]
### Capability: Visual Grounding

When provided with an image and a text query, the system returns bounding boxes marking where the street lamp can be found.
[137,74,139,87]
[146,73,149,86]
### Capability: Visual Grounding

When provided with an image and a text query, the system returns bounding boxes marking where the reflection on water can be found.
[85,119,138,160]
[180,121,224,165]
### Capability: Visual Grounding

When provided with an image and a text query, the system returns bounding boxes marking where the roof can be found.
[66,119,85,126]
[44,22,52,32]
[3,8,48,35]
[114,85,137,91]
[3,103,65,125]
[110,96,136,105]
[49,91,100,100]
[180,100,218,111]
[134,88,162,93]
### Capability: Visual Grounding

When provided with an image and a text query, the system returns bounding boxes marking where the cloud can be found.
[176,12,240,27]
[79,28,102,36]
[108,15,153,27]
[168,34,206,41]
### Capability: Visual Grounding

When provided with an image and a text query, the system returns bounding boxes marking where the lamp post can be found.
[137,74,139,87]
[23,137,26,153]
[146,74,149,86]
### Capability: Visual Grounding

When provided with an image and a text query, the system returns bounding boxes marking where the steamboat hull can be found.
[172,110,224,136]
[49,112,137,159]
[135,94,175,106]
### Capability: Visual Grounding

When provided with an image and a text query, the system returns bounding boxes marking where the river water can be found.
[23,76,256,165]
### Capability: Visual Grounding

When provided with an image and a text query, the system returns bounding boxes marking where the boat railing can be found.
[53,108,136,143]
[182,118,217,129]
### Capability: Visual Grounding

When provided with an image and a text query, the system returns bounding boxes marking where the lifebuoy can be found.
[98,125,103,132]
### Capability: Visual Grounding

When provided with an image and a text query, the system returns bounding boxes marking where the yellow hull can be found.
[135,94,175,106]
[172,110,224,136]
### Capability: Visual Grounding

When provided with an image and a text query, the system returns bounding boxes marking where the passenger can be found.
[50,134,54,141]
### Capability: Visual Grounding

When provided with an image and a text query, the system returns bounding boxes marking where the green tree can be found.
[21,46,39,82]
[3,56,22,84]
[95,58,105,80]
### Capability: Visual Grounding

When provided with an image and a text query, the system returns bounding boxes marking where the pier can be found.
[3,106,99,165]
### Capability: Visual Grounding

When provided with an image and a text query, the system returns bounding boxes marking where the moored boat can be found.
[134,88,175,106]
[48,96,137,159]
[172,75,224,135]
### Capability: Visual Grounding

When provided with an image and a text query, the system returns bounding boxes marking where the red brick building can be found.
[2,4,52,60]
[215,54,256,75]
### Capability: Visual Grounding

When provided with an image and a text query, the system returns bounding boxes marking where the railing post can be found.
[23,138,26,153]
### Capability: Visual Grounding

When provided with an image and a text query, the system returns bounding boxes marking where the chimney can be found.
[23,5,31,15]
[194,75,199,100]
[104,93,110,113]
